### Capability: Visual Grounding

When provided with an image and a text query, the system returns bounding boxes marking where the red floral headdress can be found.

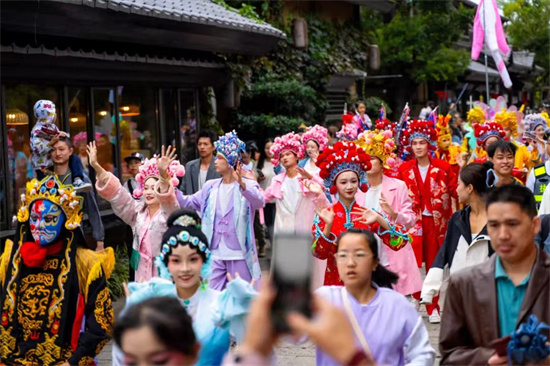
[474,122,505,146]
[316,141,372,195]
[399,119,438,152]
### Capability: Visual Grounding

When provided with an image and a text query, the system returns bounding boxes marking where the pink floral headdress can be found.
[134,156,185,198]
[72,132,101,147]
[302,125,328,152]
[270,132,305,167]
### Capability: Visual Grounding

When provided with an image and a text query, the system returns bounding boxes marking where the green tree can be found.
[502,0,550,96]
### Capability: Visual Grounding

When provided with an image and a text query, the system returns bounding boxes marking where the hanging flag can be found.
[471,0,513,88]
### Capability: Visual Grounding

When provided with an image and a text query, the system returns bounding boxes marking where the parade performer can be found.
[113,210,256,366]
[374,106,401,179]
[470,121,506,163]
[398,119,456,323]
[435,114,461,178]
[30,99,91,192]
[0,175,114,365]
[88,143,181,281]
[462,106,485,155]
[494,107,533,172]
[421,163,494,305]
[264,132,329,289]
[337,114,361,141]
[315,229,435,365]
[299,125,328,176]
[351,100,372,131]
[524,113,549,165]
[355,129,422,296]
[312,141,410,286]
[176,131,263,290]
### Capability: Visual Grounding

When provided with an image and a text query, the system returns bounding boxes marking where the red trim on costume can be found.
[71,294,86,351]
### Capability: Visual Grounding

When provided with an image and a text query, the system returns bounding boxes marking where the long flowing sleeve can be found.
[82,174,105,241]
[95,172,138,227]
[239,179,265,211]
[394,183,417,229]
[404,316,436,365]
[176,187,203,212]
[213,277,257,343]
[155,183,180,217]
[68,267,113,364]
[311,216,337,260]
[263,178,278,204]
[372,218,409,252]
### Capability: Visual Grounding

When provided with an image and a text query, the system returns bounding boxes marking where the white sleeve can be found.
[404,316,436,366]
[540,188,550,215]
[526,169,536,192]
[420,267,444,304]
[376,234,389,266]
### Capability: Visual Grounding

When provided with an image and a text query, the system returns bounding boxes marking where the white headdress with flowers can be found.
[134,156,185,198]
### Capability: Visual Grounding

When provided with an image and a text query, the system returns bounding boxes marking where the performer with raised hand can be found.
[312,141,410,286]
[176,130,264,290]
[88,142,182,281]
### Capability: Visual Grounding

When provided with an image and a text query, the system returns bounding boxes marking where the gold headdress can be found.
[436,114,452,138]
[355,129,397,168]
[17,175,83,230]
[494,108,519,137]
[467,107,486,125]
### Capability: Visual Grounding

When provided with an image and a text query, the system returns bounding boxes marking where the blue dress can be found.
[113,277,256,365]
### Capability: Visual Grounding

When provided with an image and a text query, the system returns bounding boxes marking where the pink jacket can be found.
[263,172,329,210]
[96,172,179,281]
[355,175,416,229]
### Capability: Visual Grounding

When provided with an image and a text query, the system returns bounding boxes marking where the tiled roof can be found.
[1,43,225,68]
[50,0,285,38]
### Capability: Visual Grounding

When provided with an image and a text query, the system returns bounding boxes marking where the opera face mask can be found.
[29,199,66,246]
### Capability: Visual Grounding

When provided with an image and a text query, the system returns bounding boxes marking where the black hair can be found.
[161,209,209,264]
[459,162,494,195]
[56,135,74,149]
[354,100,366,110]
[245,140,259,155]
[114,297,197,355]
[427,101,435,109]
[485,185,538,218]
[195,129,218,145]
[487,140,517,158]
[336,228,399,289]
[257,137,275,171]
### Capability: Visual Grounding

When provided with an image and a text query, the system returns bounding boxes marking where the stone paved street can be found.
[100,256,444,365]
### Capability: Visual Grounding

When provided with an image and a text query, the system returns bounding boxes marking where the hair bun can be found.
[167,209,201,229]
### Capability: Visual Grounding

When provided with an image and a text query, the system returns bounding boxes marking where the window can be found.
[67,87,90,174]
[119,87,158,184]
[5,84,62,229]
[179,90,198,163]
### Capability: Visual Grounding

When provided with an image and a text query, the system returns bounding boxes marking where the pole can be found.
[483,0,490,102]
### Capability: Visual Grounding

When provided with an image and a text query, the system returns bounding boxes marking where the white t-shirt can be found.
[304,157,320,176]
[418,165,432,216]
[198,169,207,190]
[282,175,301,210]
[364,184,382,212]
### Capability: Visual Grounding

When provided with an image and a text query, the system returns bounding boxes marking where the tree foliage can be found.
[502,0,550,70]
[372,1,473,83]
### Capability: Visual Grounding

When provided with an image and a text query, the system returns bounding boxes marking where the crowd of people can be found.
[0,98,549,365]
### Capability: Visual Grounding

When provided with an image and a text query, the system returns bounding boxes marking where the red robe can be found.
[397,158,456,266]
[311,200,407,286]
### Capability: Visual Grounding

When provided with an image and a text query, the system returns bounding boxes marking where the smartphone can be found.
[271,233,313,333]
[490,335,511,357]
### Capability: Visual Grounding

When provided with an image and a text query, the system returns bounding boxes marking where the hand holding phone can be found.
[271,233,313,333]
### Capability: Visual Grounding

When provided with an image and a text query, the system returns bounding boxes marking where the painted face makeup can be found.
[29,199,66,246]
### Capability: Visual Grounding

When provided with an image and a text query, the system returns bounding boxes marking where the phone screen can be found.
[271,233,312,333]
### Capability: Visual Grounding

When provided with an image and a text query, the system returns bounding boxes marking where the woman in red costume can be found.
[311,141,410,286]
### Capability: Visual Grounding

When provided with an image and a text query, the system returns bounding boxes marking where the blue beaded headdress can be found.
[215,130,246,167]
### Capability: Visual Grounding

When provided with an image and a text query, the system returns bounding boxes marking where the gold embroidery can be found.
[48,232,73,328]
[94,287,113,334]
[78,356,95,366]
[35,333,61,365]
[17,273,53,341]
[43,259,59,270]
[96,338,110,356]
[0,326,17,357]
